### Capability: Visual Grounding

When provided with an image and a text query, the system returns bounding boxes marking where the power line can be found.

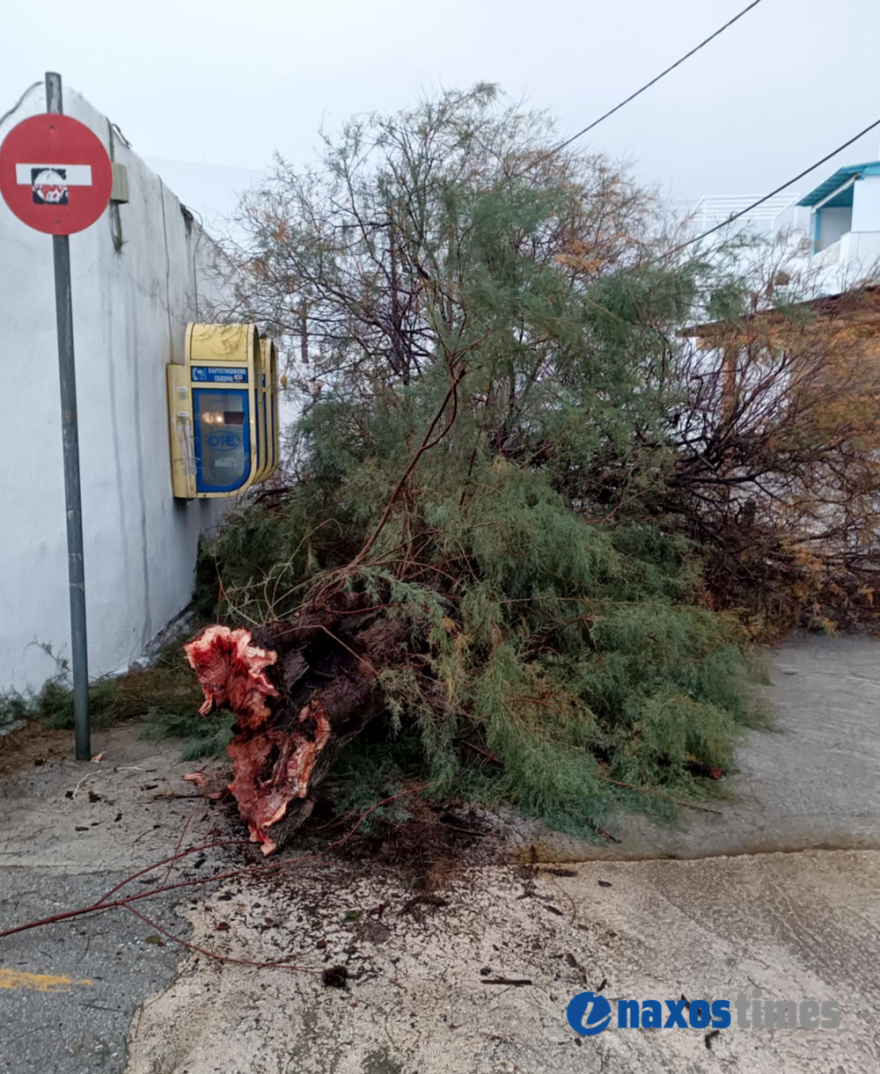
[553,0,763,154]
[671,115,880,254]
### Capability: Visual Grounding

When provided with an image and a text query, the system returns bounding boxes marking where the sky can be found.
[2,0,880,225]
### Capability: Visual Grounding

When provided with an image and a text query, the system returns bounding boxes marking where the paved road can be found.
[0,727,230,1074]
[0,872,184,1073]
[0,632,878,1073]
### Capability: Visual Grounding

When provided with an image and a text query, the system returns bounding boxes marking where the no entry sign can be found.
[0,113,112,235]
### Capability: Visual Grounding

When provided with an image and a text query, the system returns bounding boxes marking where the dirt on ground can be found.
[0,722,74,779]
[121,848,880,1074]
[0,721,233,875]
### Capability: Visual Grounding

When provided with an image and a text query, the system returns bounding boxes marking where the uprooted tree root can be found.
[184,591,414,855]
[325,798,489,892]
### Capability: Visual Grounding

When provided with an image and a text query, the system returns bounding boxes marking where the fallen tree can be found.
[188,457,756,853]
[189,86,766,852]
[32,89,879,849]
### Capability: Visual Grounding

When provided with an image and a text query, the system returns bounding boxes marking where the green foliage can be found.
[0,633,238,765]
[196,492,362,624]
[324,724,430,830]
[142,709,236,760]
[0,691,31,729]
[1,676,135,732]
[199,456,759,836]
[0,634,236,763]
[4,638,207,734]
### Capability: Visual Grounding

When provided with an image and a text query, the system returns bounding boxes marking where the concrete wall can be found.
[817,206,852,250]
[0,84,228,693]
[838,230,880,277]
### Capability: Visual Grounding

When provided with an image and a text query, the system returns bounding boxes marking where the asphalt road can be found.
[0,872,184,1074]
[0,728,230,1074]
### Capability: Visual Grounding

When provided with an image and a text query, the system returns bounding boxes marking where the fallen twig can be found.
[596,775,724,815]
[122,903,320,976]
[398,894,449,916]
[160,804,200,889]
[0,782,444,943]
[461,741,501,764]
[69,774,92,799]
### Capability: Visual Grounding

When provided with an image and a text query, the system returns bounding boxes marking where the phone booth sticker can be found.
[193,389,251,493]
[192,366,248,384]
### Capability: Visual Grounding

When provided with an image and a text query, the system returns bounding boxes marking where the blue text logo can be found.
[566,990,840,1036]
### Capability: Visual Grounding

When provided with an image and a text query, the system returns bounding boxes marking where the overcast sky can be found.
[3,0,879,222]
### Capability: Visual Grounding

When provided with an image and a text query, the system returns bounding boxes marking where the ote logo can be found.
[207,432,240,452]
[566,991,613,1036]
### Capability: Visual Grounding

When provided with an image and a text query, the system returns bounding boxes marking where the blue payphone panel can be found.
[193,388,251,494]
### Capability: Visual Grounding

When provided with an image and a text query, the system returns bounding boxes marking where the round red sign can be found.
[0,113,113,235]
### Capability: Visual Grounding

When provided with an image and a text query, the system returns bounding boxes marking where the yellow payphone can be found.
[166,323,280,499]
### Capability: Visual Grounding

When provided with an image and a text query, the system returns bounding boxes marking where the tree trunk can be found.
[184,593,411,854]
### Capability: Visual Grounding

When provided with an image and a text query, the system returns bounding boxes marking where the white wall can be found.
[0,84,228,693]
[851,174,880,233]
[838,230,880,276]
[817,206,852,250]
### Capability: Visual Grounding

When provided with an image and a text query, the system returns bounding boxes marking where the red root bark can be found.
[225,701,331,853]
[184,595,411,854]
[184,626,279,726]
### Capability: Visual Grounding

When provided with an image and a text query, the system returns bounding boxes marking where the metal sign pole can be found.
[46,71,90,761]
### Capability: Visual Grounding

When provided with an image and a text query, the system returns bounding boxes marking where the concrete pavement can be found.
[122,849,880,1074]
[0,632,878,1073]
[0,726,230,1074]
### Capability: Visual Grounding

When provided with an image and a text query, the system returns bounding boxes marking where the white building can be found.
[792,160,880,285]
[684,192,804,236]
[0,83,229,695]
[687,155,880,292]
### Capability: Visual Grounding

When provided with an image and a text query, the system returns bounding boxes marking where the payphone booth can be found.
[167,323,279,499]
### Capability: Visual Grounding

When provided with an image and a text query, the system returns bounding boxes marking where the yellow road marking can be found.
[0,969,92,992]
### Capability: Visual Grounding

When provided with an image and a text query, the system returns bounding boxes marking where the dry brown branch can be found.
[0,784,440,944]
